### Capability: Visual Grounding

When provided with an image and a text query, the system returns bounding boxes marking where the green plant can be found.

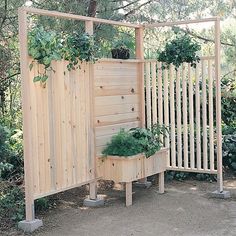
[102,124,168,158]
[28,27,98,83]
[63,32,98,71]
[28,26,63,83]
[157,31,201,69]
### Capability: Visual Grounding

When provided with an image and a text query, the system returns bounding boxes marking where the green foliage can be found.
[222,125,236,171]
[102,125,167,158]
[63,32,98,71]
[0,183,25,222]
[28,27,98,83]
[157,31,201,69]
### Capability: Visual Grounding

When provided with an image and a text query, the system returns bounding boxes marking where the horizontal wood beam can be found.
[144,17,218,28]
[19,7,141,28]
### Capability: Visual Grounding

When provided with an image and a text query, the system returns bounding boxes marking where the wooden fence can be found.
[144,57,217,174]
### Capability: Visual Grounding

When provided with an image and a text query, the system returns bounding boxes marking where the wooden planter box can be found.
[97,148,169,206]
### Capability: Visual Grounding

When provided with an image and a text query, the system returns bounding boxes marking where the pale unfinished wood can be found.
[176,68,182,168]
[157,62,163,142]
[126,182,132,207]
[151,62,157,124]
[208,59,215,171]
[18,8,35,221]
[169,65,176,167]
[159,172,165,194]
[215,18,223,192]
[202,60,208,170]
[188,64,195,169]
[146,62,151,128]
[182,64,188,169]
[195,63,202,170]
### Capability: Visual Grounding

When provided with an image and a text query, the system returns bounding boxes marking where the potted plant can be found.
[97,125,169,206]
[111,37,134,59]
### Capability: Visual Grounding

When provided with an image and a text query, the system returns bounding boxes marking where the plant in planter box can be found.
[102,124,168,158]
[111,37,134,60]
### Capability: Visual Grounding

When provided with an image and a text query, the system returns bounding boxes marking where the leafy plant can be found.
[28,26,63,83]
[102,124,168,158]
[28,27,99,83]
[157,31,201,69]
[63,32,98,71]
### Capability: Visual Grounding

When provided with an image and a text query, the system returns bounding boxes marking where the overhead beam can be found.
[19,7,141,28]
[144,17,218,28]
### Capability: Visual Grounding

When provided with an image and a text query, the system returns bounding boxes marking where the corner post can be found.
[18,8,35,222]
[18,8,43,232]
[215,17,223,193]
[84,21,104,206]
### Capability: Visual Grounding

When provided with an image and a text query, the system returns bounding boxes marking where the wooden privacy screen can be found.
[94,59,142,156]
[145,57,217,174]
[26,58,142,199]
[28,60,95,199]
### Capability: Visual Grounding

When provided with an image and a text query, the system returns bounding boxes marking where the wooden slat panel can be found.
[188,64,195,169]
[95,95,138,106]
[151,62,157,124]
[163,68,169,146]
[182,64,188,169]
[146,62,151,128]
[157,62,163,141]
[195,63,202,170]
[202,60,208,170]
[169,65,176,167]
[95,104,139,116]
[95,85,138,96]
[208,60,215,171]
[176,68,182,168]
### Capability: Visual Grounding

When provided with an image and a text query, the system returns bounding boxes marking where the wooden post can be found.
[85,20,97,199]
[126,182,132,206]
[18,8,35,221]
[215,18,223,192]
[159,172,164,194]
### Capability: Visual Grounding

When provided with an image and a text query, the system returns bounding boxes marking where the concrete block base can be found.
[134,181,152,189]
[18,219,43,232]
[83,196,105,207]
[210,190,231,199]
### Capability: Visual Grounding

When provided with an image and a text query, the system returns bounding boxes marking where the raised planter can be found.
[97,147,169,206]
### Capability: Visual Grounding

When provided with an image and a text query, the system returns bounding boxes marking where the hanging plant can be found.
[157,31,201,69]
[28,27,98,83]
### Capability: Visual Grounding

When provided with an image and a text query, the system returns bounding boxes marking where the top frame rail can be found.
[19,7,141,28]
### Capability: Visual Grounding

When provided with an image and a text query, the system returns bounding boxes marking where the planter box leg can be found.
[159,172,165,194]
[126,182,132,207]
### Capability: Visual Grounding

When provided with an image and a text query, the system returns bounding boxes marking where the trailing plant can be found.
[157,31,201,69]
[28,27,98,83]
[102,124,168,158]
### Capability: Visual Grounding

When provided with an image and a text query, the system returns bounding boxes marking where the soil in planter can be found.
[111,47,130,59]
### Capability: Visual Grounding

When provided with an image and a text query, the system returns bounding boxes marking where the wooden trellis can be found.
[18,7,223,224]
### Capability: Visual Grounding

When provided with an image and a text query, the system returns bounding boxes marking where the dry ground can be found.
[3,179,236,236]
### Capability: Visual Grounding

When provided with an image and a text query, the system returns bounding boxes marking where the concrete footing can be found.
[210,190,231,199]
[18,219,43,232]
[134,181,152,189]
[83,196,105,207]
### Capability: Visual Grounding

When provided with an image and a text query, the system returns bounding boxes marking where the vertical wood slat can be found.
[202,60,208,170]
[215,18,223,191]
[188,64,195,169]
[146,62,151,128]
[208,60,214,171]
[169,65,176,167]
[163,68,169,166]
[176,68,182,168]
[182,64,188,169]
[157,62,163,141]
[151,62,157,124]
[195,63,201,170]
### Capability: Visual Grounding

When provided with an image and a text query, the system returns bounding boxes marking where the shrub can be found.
[102,125,167,158]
